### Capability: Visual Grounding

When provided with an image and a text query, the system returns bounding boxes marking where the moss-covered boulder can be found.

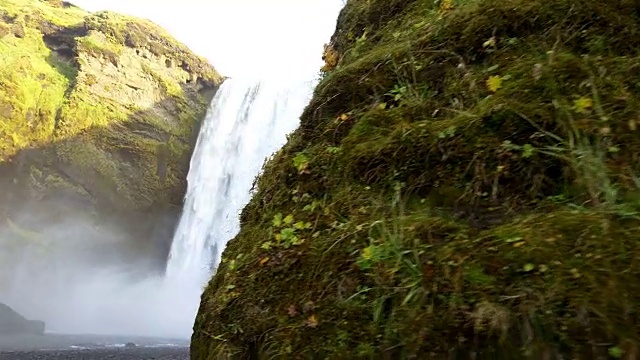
[0,0,223,265]
[192,0,640,358]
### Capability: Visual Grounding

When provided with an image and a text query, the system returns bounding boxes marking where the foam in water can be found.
[0,78,314,339]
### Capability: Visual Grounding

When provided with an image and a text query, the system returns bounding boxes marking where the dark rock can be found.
[0,303,45,336]
[11,22,24,38]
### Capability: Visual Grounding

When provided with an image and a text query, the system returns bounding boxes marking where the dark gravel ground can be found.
[0,347,189,359]
[0,333,190,359]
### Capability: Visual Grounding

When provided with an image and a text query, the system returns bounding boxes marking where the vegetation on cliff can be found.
[0,0,223,208]
[193,0,640,358]
[0,0,222,264]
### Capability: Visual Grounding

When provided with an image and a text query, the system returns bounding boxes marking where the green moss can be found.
[55,85,132,137]
[75,31,124,64]
[27,163,90,198]
[144,64,185,99]
[0,24,70,160]
[83,11,223,85]
[0,0,85,26]
[193,0,640,358]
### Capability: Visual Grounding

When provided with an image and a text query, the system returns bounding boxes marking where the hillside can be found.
[192,0,640,358]
[0,0,223,267]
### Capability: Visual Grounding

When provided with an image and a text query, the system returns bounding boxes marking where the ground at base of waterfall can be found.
[0,333,190,359]
[0,347,189,360]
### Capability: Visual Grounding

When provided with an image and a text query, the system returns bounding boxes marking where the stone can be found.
[0,303,45,336]
[11,22,24,38]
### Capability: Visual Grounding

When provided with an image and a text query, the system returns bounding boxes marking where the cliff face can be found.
[193,0,640,358]
[0,0,222,266]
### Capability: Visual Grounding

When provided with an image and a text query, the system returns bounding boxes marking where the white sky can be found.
[70,0,345,81]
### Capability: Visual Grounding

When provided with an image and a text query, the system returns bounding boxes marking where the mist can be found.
[0,205,199,340]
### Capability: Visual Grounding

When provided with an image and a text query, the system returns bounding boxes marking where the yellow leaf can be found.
[284,214,294,225]
[307,314,319,328]
[339,113,349,121]
[486,75,503,93]
[259,257,269,266]
[570,268,581,279]
[361,246,373,260]
[483,37,496,48]
[440,0,454,12]
[573,96,593,114]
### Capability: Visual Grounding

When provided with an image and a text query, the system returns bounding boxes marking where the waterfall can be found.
[0,78,315,340]
[164,77,314,299]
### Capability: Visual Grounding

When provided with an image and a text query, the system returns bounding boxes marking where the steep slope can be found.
[193,0,640,358]
[0,0,223,266]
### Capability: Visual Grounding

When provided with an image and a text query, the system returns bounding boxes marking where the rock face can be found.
[0,303,45,336]
[0,0,223,267]
[192,0,640,358]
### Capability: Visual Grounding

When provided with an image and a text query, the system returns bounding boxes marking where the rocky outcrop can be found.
[0,303,45,336]
[0,0,223,267]
[192,0,640,358]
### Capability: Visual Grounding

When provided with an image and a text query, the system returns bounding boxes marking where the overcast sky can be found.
[70,0,344,81]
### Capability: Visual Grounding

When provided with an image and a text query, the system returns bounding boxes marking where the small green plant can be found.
[303,200,322,212]
[327,146,341,154]
[502,141,535,158]
[262,213,312,250]
[388,84,407,102]
[356,243,382,270]
[385,84,408,108]
[350,30,369,58]
[292,152,310,174]
[438,125,457,139]
[608,346,624,358]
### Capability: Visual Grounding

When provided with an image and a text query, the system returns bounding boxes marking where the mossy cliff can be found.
[192,0,640,358]
[0,0,222,262]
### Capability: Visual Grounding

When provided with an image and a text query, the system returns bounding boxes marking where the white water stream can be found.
[163,77,315,331]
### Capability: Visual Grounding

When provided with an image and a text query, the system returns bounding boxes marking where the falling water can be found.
[0,78,314,341]
[164,77,314,309]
